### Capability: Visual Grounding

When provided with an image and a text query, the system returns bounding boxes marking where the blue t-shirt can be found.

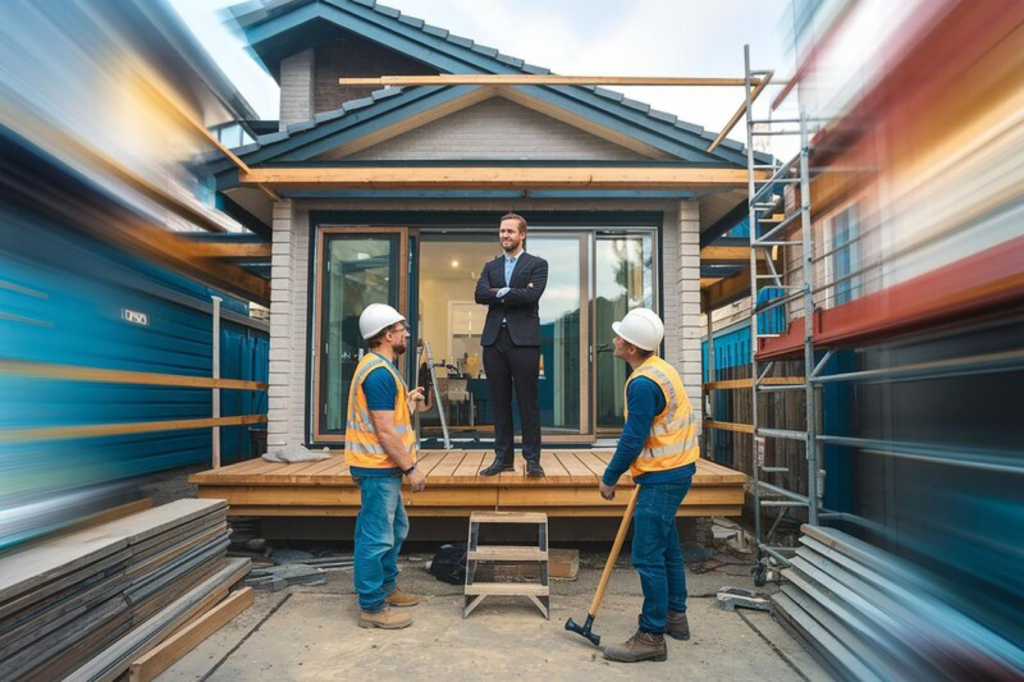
[602,376,694,486]
[351,355,402,477]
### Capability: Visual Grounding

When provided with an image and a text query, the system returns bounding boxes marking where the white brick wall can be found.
[279,49,314,131]
[675,200,703,428]
[334,98,647,161]
[267,200,311,448]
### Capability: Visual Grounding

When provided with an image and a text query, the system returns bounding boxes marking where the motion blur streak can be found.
[0,0,267,550]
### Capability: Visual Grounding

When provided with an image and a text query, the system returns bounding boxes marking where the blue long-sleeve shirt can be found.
[602,376,694,486]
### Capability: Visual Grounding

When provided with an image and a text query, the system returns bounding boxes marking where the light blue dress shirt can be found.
[496,252,521,323]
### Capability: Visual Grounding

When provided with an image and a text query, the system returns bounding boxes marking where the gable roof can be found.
[222,0,770,170]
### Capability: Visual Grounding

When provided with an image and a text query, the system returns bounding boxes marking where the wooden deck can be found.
[190,451,747,518]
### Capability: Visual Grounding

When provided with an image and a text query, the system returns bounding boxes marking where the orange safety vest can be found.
[623,355,699,478]
[344,352,417,469]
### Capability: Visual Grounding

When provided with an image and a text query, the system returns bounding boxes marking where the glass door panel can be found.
[530,234,588,435]
[594,235,655,429]
[313,228,407,442]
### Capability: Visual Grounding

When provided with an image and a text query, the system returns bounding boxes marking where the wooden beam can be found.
[707,70,774,153]
[703,377,805,390]
[241,167,767,191]
[2,414,267,443]
[704,419,755,434]
[340,75,758,87]
[700,277,724,288]
[0,359,268,391]
[128,588,253,682]
[187,242,272,259]
[702,262,765,309]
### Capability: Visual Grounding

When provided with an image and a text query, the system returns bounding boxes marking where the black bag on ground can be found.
[427,542,467,584]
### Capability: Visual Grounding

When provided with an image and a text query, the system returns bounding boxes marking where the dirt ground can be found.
[156,550,830,681]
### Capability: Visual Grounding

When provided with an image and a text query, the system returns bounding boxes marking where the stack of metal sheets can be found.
[0,499,249,681]
[772,524,1023,680]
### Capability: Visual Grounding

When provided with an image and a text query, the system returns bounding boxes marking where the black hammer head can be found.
[564,614,600,647]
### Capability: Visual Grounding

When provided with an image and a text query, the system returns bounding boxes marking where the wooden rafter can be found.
[340,75,759,87]
[239,167,767,191]
[187,242,272,259]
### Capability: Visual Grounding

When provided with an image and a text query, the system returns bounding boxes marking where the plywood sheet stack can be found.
[0,499,250,681]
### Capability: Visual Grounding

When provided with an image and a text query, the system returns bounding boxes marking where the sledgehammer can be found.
[565,485,640,647]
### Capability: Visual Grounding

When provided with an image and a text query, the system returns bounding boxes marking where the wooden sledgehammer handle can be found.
[589,485,640,616]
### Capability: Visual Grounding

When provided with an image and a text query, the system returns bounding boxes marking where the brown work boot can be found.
[385,588,420,607]
[602,630,668,663]
[667,610,690,641]
[358,606,412,630]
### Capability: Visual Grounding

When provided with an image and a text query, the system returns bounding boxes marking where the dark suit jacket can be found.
[474,251,548,347]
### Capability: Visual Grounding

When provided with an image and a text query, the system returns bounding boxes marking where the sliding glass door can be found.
[312,227,408,443]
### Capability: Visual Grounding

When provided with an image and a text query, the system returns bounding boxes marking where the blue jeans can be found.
[631,474,694,634]
[353,475,409,613]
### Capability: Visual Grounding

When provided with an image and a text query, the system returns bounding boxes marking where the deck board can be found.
[191,451,747,518]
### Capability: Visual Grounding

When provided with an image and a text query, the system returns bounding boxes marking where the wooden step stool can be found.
[463,511,550,619]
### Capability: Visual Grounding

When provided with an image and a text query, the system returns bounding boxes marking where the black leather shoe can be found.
[526,460,545,477]
[479,458,514,477]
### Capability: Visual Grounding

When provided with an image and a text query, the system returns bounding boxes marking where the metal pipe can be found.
[742,45,764,556]
[211,295,222,469]
[810,349,1024,385]
[816,435,1022,474]
[758,480,810,503]
[798,113,821,525]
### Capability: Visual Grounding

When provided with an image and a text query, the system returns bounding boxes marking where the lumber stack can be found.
[0,499,250,681]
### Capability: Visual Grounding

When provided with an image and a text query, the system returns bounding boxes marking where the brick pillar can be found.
[676,199,703,428]
[267,200,296,450]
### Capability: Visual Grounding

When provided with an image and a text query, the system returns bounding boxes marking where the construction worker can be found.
[345,303,427,630]
[598,308,699,663]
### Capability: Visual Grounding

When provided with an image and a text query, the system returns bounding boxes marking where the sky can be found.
[170,0,801,152]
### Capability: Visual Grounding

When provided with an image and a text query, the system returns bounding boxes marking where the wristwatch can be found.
[402,464,417,475]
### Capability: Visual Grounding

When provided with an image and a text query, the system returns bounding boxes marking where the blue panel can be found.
[0,206,269,505]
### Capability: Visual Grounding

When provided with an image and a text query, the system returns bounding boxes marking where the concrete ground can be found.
[157,550,830,681]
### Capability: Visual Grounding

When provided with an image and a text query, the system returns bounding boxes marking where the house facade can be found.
[214,0,769,452]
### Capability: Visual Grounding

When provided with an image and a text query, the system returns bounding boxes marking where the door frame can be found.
[310,225,410,444]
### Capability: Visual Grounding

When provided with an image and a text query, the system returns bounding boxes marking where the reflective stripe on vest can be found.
[624,355,699,477]
[344,353,418,469]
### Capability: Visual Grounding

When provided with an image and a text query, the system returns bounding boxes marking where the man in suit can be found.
[474,213,548,477]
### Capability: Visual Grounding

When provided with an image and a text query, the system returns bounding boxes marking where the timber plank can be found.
[575,451,609,478]
[427,451,467,480]
[452,451,485,479]
[416,451,446,477]
[538,453,572,483]
[128,587,254,682]
[557,452,598,481]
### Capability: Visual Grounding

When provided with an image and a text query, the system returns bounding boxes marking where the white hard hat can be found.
[359,303,406,339]
[612,308,664,351]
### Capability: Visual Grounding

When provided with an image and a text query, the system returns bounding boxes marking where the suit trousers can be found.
[483,326,541,463]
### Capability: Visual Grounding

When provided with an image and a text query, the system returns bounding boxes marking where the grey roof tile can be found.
[621,97,651,113]
[314,109,346,123]
[343,96,376,111]
[374,3,400,18]
[422,23,449,38]
[351,0,374,6]
[398,14,424,28]
[593,87,624,102]
[371,86,403,100]
[648,108,678,124]
[447,34,473,49]
[521,63,551,75]
[674,119,705,135]
[286,119,317,133]
[470,43,499,58]
[495,53,524,68]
